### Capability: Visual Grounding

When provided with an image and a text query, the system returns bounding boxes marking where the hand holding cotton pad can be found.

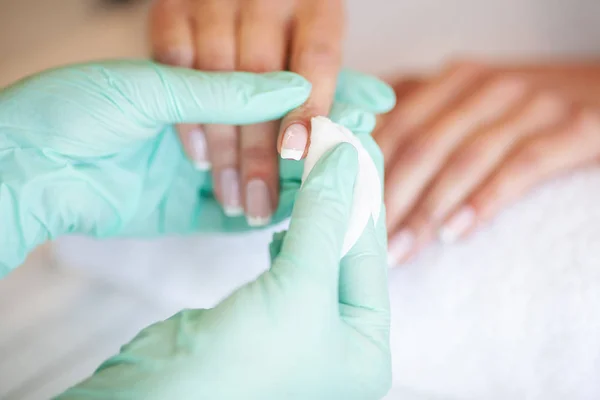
[301,116,382,256]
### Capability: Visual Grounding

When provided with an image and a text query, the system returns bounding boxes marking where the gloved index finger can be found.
[276,143,358,285]
[100,61,312,126]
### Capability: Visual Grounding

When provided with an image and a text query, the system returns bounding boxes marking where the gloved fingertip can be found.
[336,69,397,113]
[372,80,397,113]
[329,103,377,136]
[261,71,312,93]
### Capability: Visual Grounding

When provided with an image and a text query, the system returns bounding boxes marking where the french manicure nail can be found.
[190,128,211,170]
[387,230,415,267]
[438,206,476,244]
[246,179,272,227]
[221,168,243,217]
[281,123,308,160]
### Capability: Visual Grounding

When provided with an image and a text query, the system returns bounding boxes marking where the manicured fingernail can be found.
[281,123,308,160]
[439,206,476,244]
[387,230,415,267]
[246,179,272,227]
[190,128,211,170]
[221,168,243,217]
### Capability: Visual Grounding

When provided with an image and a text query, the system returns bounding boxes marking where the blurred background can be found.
[1,0,600,399]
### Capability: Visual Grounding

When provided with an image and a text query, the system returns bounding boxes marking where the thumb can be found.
[108,61,311,126]
[274,143,358,284]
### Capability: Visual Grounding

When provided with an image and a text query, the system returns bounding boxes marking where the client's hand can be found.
[374,62,600,265]
[57,143,391,400]
[150,0,346,225]
[0,60,394,276]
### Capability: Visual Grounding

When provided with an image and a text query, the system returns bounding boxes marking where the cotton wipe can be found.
[301,116,382,257]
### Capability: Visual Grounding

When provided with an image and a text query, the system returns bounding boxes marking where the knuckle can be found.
[239,58,282,73]
[445,59,487,80]
[295,41,340,68]
[484,73,529,99]
[512,142,544,171]
[533,90,565,112]
[399,136,429,166]
[529,90,570,122]
[568,108,600,138]
[449,146,482,174]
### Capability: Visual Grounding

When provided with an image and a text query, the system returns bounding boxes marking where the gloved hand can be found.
[0,61,395,275]
[57,141,391,400]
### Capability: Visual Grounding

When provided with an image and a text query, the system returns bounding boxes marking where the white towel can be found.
[45,168,600,400]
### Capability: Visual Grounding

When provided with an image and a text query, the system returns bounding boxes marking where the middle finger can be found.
[193,0,241,215]
[237,0,292,226]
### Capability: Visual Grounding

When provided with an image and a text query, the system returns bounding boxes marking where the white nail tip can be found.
[438,227,460,244]
[387,253,399,269]
[224,206,244,217]
[194,161,212,171]
[438,207,476,244]
[281,149,304,161]
[247,215,272,227]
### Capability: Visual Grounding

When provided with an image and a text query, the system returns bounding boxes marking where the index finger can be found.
[278,0,345,160]
[108,64,312,126]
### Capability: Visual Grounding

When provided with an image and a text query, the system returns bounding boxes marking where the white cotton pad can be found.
[301,116,382,257]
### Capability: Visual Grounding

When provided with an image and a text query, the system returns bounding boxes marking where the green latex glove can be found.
[0,61,395,276]
[57,141,391,400]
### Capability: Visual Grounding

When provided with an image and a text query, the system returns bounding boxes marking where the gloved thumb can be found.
[107,61,311,126]
[273,143,358,285]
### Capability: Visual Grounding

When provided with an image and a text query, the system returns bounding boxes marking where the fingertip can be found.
[328,102,377,135]
[279,121,310,160]
[438,205,477,244]
[261,71,312,95]
[155,70,314,125]
[387,229,416,267]
[336,69,397,113]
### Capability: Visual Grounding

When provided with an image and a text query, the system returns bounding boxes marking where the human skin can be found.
[149,0,345,226]
[376,61,600,265]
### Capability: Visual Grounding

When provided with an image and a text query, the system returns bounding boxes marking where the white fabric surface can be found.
[48,168,600,400]
[302,117,381,256]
